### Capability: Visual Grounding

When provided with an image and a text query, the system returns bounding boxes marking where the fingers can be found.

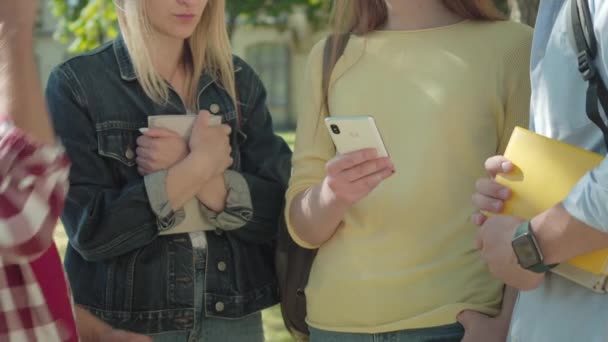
[135,157,154,173]
[472,178,509,214]
[222,124,232,135]
[194,110,231,133]
[351,166,395,190]
[136,135,154,148]
[341,157,393,182]
[225,156,234,169]
[471,212,487,226]
[476,178,510,200]
[472,192,504,213]
[196,110,211,127]
[142,127,180,138]
[484,155,513,178]
[135,146,153,160]
[326,148,378,175]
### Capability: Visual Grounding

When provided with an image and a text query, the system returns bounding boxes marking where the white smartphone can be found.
[324,115,389,157]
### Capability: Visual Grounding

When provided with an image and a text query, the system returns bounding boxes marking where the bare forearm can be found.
[166,153,212,210]
[289,180,349,247]
[74,305,113,341]
[196,175,227,213]
[0,27,54,144]
[531,204,608,265]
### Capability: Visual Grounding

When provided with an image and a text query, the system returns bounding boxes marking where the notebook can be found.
[147,114,222,236]
[495,127,608,292]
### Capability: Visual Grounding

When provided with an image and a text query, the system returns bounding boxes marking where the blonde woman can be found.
[46,0,291,341]
[287,0,532,341]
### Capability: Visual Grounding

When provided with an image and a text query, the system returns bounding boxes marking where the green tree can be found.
[51,0,329,54]
[52,0,117,53]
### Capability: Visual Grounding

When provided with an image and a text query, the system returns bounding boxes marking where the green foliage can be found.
[51,0,330,54]
[51,0,117,53]
[226,0,328,32]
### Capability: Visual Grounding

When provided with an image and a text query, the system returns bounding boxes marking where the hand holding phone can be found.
[322,116,394,206]
[325,116,389,157]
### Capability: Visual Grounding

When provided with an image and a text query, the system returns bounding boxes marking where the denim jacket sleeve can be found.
[144,170,186,231]
[46,65,159,261]
[198,170,253,230]
[224,60,292,244]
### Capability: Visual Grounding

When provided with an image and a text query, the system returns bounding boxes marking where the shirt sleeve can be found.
[0,122,70,261]
[563,3,608,233]
[284,40,335,249]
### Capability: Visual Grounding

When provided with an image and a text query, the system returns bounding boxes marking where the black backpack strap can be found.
[571,0,608,150]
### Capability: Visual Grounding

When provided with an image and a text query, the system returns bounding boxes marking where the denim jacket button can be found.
[125,146,135,160]
[215,301,225,312]
[210,103,220,114]
[217,261,227,272]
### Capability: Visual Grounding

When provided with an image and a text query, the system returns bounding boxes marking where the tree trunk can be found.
[509,0,540,26]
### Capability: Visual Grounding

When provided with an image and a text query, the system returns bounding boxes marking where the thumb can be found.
[484,155,513,178]
[195,110,211,129]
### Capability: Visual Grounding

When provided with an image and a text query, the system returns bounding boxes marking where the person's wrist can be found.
[530,213,559,265]
[186,150,214,183]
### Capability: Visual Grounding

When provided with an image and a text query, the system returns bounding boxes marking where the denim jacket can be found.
[46,36,292,334]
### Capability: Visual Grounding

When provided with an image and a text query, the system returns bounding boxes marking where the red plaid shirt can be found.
[0,123,76,341]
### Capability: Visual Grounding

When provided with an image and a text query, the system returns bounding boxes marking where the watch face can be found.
[512,234,542,269]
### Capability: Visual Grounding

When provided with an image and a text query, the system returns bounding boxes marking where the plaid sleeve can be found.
[0,122,70,261]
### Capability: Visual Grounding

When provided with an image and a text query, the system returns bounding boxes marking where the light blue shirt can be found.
[509,1,608,341]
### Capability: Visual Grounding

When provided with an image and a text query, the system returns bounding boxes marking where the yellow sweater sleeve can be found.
[285,40,335,249]
[497,28,533,154]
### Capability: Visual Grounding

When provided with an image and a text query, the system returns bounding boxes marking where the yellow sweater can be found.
[286,20,532,333]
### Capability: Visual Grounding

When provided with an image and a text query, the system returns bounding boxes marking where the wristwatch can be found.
[511,221,558,273]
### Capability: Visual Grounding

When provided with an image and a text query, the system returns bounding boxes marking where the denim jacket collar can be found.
[113,34,243,89]
[113,35,137,82]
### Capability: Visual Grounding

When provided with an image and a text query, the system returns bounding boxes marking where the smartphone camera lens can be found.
[330,124,341,134]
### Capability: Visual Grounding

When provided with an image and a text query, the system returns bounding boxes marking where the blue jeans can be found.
[150,249,265,342]
[310,323,464,342]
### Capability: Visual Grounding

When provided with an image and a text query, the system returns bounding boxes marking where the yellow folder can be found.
[495,127,608,275]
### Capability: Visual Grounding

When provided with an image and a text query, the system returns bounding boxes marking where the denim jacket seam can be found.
[76,222,156,260]
[59,63,90,110]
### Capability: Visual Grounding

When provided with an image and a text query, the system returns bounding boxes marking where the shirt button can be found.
[214,229,223,236]
[210,103,220,114]
[125,147,135,160]
[215,301,225,312]
[217,261,227,272]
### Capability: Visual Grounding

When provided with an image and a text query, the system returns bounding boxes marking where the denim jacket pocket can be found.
[96,121,142,167]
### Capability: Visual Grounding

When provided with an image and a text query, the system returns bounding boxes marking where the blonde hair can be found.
[114,0,237,112]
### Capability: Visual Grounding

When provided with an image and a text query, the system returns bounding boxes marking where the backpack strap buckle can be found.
[578,50,597,81]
